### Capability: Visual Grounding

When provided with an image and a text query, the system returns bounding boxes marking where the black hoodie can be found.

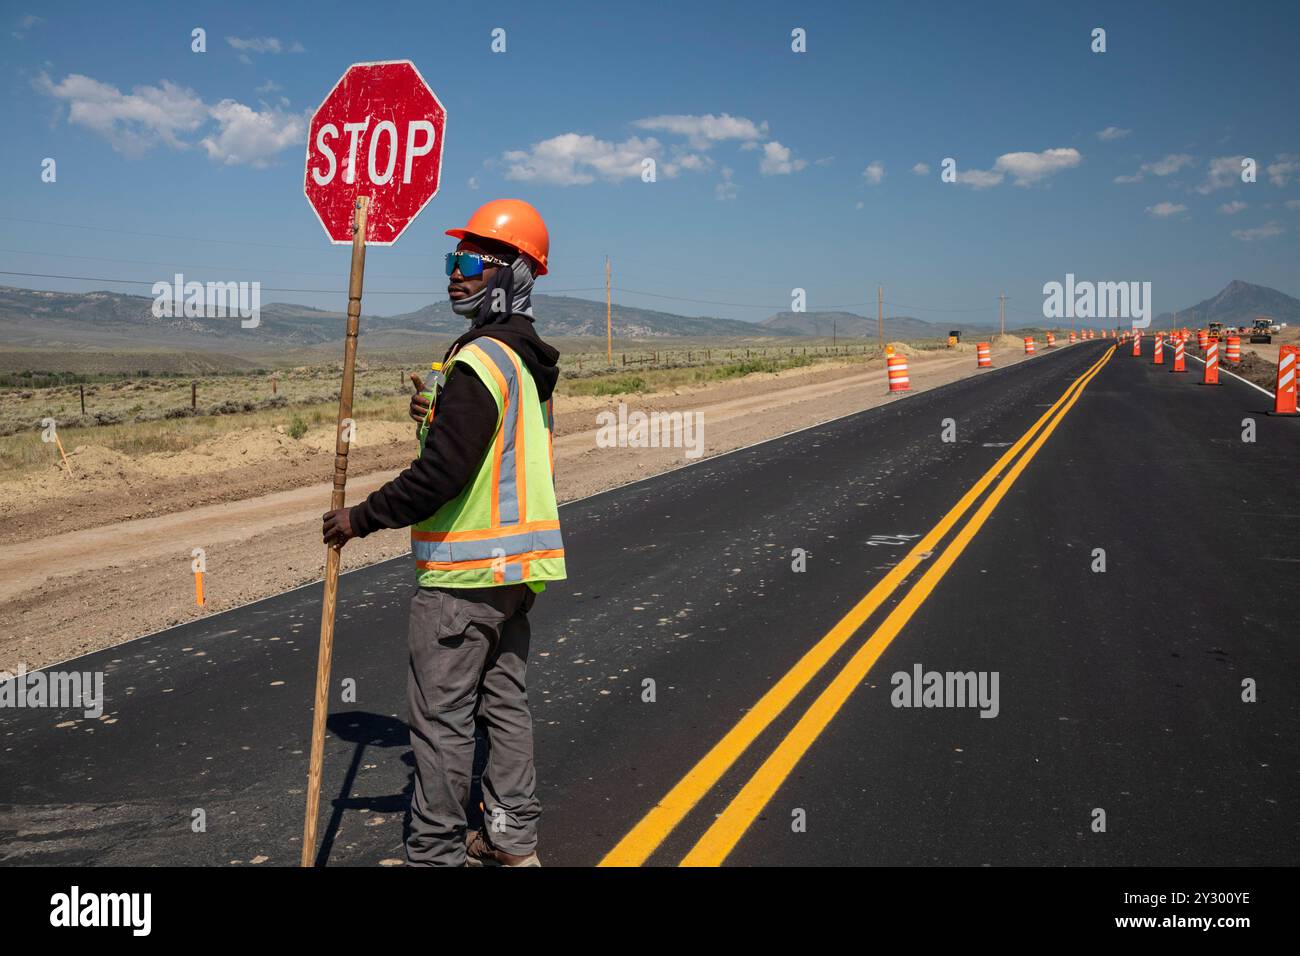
[347,303,560,540]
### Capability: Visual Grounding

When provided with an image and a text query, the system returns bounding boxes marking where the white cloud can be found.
[1096,126,1131,141]
[35,70,303,167]
[1145,201,1188,218]
[911,162,930,176]
[1232,221,1283,241]
[255,80,283,94]
[13,12,43,39]
[994,148,1081,186]
[1194,156,1246,194]
[715,166,738,201]
[814,156,834,166]
[758,140,807,175]
[1218,200,1248,215]
[35,72,207,157]
[632,113,767,150]
[225,36,304,54]
[1267,154,1300,187]
[663,148,713,177]
[862,161,885,185]
[957,168,1005,188]
[200,100,306,168]
[468,176,479,190]
[1286,199,1300,211]
[1114,153,1193,183]
[502,133,664,185]
[855,200,865,210]
[954,148,1081,188]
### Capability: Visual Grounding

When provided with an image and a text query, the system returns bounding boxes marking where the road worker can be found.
[322,198,565,867]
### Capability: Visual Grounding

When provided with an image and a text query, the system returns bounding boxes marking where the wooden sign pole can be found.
[301,195,368,867]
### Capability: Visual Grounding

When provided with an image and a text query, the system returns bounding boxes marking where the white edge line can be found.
[17,340,1096,675]
[1184,352,1276,398]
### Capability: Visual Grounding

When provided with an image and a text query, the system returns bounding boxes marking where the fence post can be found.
[80,384,85,415]
[191,381,197,410]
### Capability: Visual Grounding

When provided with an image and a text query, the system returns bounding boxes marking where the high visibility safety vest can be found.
[411,337,566,590]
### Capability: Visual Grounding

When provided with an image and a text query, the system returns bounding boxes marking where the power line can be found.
[0,271,604,297]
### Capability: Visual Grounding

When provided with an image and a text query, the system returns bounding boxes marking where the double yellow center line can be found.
[600,345,1117,867]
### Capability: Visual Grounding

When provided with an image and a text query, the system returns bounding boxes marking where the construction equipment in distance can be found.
[1249,316,1274,344]
[1207,321,1227,341]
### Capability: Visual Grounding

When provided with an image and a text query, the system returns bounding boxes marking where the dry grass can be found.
[0,337,951,480]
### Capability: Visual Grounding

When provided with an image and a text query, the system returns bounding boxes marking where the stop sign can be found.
[304,60,447,246]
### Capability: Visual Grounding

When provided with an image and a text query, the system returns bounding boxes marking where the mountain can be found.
[760,310,998,339]
[4,279,1293,352]
[1158,279,1300,327]
[383,295,797,339]
[0,286,789,349]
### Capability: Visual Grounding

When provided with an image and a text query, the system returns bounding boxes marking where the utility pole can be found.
[605,256,613,367]
[832,318,836,347]
[877,285,884,351]
[999,292,1006,337]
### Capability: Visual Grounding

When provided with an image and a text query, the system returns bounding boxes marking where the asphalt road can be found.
[2,339,1296,866]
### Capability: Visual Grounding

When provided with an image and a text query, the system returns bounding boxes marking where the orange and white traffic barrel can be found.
[1024,337,1036,355]
[976,342,992,368]
[1197,329,1208,350]
[1068,331,1077,344]
[886,348,910,392]
[1225,335,1241,363]
[1171,337,1187,373]
[1202,339,1220,385]
[1046,332,1056,347]
[1272,346,1298,415]
[1153,334,1164,364]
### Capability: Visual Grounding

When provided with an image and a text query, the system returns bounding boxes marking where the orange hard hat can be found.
[446,198,549,276]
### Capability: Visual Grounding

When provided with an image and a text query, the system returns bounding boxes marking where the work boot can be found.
[465,828,541,867]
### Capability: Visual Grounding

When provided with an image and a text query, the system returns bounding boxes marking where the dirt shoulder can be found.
[1,342,1049,671]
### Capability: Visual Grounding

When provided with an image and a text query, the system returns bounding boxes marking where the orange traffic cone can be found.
[1270,346,1298,415]
[1171,337,1187,373]
[1202,339,1220,386]
[1132,332,1141,357]
[1153,334,1164,365]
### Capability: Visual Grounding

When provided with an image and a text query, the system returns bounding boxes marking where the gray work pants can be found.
[404,583,539,866]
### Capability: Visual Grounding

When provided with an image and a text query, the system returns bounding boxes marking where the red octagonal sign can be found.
[304,60,447,246]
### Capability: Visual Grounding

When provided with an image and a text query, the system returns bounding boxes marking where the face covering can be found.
[450,255,535,323]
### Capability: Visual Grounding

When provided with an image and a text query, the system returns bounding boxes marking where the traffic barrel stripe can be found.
[1274,347,1298,415]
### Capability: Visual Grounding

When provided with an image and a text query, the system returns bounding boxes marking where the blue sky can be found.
[3,0,1299,324]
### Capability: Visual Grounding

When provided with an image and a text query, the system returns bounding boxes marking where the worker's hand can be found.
[409,372,430,425]
[322,508,355,548]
